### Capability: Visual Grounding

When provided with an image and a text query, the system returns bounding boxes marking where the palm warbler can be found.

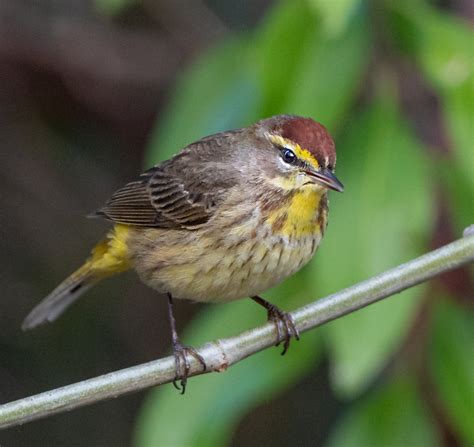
[23,115,343,391]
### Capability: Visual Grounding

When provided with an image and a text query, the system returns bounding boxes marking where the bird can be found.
[22,115,344,392]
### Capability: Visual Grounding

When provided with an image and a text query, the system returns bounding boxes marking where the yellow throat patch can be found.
[267,188,323,238]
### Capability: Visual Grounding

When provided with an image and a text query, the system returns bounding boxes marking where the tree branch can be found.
[1,233,473,430]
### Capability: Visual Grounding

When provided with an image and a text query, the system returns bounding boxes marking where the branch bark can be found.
[1,233,473,430]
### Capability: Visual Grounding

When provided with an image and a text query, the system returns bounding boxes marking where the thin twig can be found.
[1,233,473,430]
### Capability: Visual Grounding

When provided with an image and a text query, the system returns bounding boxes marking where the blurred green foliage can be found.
[133,0,473,445]
[430,298,474,444]
[317,97,433,396]
[326,377,441,447]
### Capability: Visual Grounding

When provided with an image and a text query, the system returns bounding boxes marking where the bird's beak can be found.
[305,168,344,192]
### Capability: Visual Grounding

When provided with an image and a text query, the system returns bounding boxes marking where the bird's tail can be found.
[22,224,131,330]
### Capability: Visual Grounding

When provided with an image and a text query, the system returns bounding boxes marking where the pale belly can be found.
[128,221,322,303]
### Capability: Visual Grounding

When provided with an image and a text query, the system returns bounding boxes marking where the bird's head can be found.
[253,115,344,193]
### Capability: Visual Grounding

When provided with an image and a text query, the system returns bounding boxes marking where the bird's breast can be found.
[128,189,328,303]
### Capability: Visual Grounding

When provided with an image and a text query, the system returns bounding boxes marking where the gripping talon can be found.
[268,308,299,355]
[167,293,206,394]
[251,295,300,355]
[172,342,206,394]
[274,318,283,346]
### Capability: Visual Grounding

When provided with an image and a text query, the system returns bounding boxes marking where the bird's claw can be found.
[172,342,206,394]
[267,306,300,355]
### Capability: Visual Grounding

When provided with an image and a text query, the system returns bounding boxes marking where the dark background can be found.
[1,0,472,446]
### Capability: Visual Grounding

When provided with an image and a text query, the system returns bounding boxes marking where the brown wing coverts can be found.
[95,135,241,229]
[148,169,214,227]
[95,169,157,226]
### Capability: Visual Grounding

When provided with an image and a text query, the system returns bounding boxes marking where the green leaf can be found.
[435,157,474,235]
[309,0,363,37]
[255,0,318,115]
[399,6,472,91]
[325,376,441,447]
[442,79,474,195]
[430,297,474,444]
[314,97,433,396]
[256,0,370,128]
[387,1,472,88]
[146,37,260,166]
[285,10,370,129]
[388,1,474,193]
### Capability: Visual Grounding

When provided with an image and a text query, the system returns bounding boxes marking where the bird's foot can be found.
[266,304,300,355]
[172,341,206,394]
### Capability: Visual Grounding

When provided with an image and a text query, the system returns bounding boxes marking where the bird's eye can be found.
[281,148,296,164]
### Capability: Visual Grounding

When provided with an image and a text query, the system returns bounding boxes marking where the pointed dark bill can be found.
[306,168,344,192]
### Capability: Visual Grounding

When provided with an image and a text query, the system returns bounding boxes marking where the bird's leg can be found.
[166,293,206,394]
[251,295,300,355]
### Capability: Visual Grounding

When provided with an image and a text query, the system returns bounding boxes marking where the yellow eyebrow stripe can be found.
[266,134,320,169]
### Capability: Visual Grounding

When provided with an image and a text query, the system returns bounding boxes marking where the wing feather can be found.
[94,134,241,229]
